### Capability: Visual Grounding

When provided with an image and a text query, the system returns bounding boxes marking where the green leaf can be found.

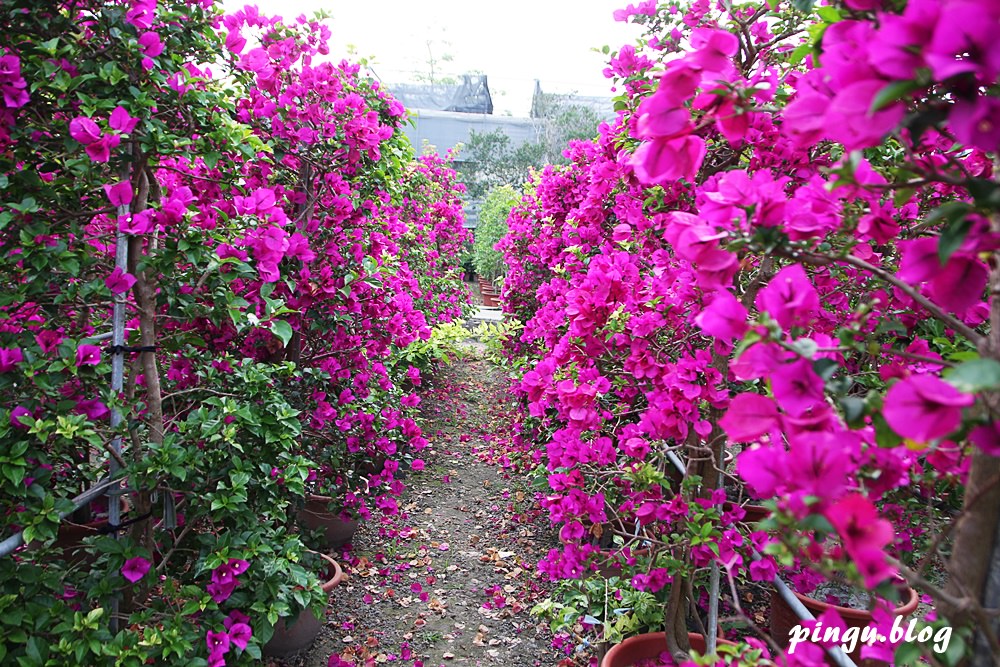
[873,413,903,448]
[813,358,839,381]
[869,80,920,114]
[270,320,293,347]
[816,6,841,22]
[788,42,812,66]
[944,358,1000,393]
[938,215,974,266]
[840,396,866,428]
[792,0,815,11]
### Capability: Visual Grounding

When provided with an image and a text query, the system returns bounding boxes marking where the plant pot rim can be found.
[308,551,344,592]
[790,578,919,620]
[601,632,736,667]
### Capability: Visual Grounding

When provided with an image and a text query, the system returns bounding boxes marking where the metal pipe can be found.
[105,156,132,633]
[81,331,114,342]
[755,553,858,667]
[0,477,117,558]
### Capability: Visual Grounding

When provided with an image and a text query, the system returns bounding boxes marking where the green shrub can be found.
[472,186,520,282]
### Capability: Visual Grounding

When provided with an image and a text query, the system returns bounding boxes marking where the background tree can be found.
[472,185,520,282]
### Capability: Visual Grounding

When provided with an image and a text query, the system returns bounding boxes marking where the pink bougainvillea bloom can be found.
[0,347,23,373]
[10,405,31,427]
[206,630,231,660]
[125,0,156,29]
[929,255,989,314]
[108,106,139,134]
[207,579,237,604]
[736,443,787,498]
[105,267,137,294]
[223,610,251,630]
[781,85,830,147]
[69,116,101,145]
[85,134,120,162]
[227,558,250,575]
[411,458,425,470]
[75,398,109,420]
[688,28,739,74]
[694,289,748,340]
[653,60,702,107]
[826,494,896,587]
[720,393,780,442]
[857,201,900,245]
[755,264,819,330]
[227,622,251,650]
[782,641,827,667]
[35,330,63,354]
[635,103,690,140]
[715,98,753,144]
[121,556,151,583]
[950,97,1000,153]
[103,181,133,208]
[612,0,656,21]
[970,422,1000,456]
[631,134,706,184]
[896,237,939,284]
[826,78,903,152]
[225,29,247,54]
[119,210,155,235]
[869,2,938,80]
[240,47,270,73]
[785,432,855,501]
[884,375,974,443]
[137,31,164,57]
[75,345,101,367]
[770,358,826,417]
[925,0,999,81]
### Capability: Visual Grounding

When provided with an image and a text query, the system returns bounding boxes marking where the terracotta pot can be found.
[601,632,735,667]
[263,553,344,657]
[296,494,360,549]
[770,580,919,667]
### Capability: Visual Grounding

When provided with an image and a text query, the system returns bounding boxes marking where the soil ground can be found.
[273,340,565,667]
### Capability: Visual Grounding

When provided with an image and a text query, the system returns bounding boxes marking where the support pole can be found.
[106,162,131,633]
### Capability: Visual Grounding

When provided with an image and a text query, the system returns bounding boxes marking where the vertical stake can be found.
[107,155,131,633]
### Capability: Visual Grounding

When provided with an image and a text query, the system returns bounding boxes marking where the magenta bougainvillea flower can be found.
[694,290,748,341]
[720,393,779,442]
[770,358,826,417]
[631,134,706,184]
[118,209,155,235]
[826,494,895,587]
[108,106,139,134]
[205,630,230,667]
[75,345,101,367]
[970,422,1000,456]
[103,181,133,208]
[226,622,251,650]
[68,116,101,145]
[0,347,22,373]
[884,375,974,443]
[755,264,819,330]
[105,267,136,294]
[121,556,151,583]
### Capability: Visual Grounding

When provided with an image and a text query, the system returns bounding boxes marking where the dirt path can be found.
[274,341,563,667]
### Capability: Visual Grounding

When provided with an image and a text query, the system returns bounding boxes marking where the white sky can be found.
[224,0,643,116]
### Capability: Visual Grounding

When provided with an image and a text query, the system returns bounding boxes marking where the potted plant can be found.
[262,550,345,657]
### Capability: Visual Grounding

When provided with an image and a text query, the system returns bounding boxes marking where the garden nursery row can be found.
[2,0,1000,666]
